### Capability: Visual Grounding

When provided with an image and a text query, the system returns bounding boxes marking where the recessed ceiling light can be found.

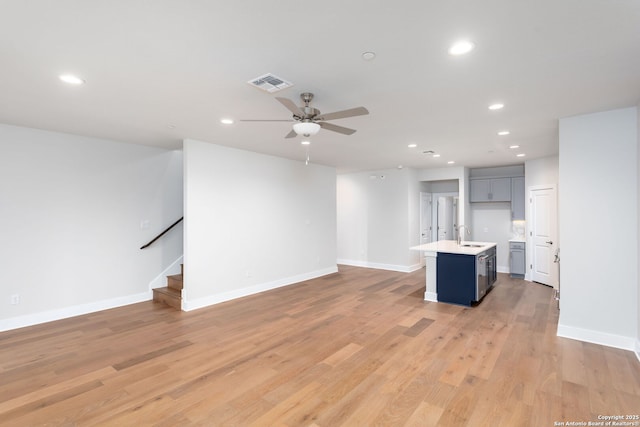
[488,103,504,110]
[220,118,234,125]
[447,161,455,164]
[448,40,475,56]
[509,145,520,149]
[433,154,441,158]
[497,130,510,136]
[59,74,85,85]
[408,143,417,148]
[397,165,404,169]
[362,51,376,61]
[516,153,526,157]
[301,140,311,145]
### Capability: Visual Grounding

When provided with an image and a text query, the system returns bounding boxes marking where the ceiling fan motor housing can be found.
[298,107,320,121]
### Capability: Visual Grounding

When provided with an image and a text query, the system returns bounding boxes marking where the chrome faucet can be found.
[457,225,470,245]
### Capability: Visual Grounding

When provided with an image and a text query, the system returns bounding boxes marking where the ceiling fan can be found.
[241,92,369,138]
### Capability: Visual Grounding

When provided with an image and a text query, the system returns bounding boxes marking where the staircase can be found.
[152,264,183,309]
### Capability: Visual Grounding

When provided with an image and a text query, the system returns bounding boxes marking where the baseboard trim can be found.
[557,323,637,352]
[182,266,339,312]
[0,291,152,333]
[337,259,422,273]
[1,255,185,332]
[424,291,438,302]
[635,340,640,363]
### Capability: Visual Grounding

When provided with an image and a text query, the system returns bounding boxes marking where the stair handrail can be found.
[140,217,183,249]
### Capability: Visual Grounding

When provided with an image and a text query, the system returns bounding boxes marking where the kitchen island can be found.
[411,240,497,306]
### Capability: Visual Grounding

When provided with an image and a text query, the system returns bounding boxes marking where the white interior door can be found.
[437,196,453,241]
[420,192,432,245]
[530,186,558,287]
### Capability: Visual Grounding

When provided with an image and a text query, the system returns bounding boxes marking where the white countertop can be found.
[509,238,526,243]
[410,240,497,256]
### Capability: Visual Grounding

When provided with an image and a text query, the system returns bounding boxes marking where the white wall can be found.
[337,168,420,271]
[0,124,183,331]
[526,156,559,188]
[417,166,470,229]
[183,139,337,310]
[558,107,638,350]
[336,166,468,272]
[470,202,512,272]
[637,102,640,359]
[423,179,459,193]
[407,169,421,268]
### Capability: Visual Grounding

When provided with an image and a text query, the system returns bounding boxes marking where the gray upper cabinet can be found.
[469,179,490,202]
[470,178,512,202]
[511,177,525,220]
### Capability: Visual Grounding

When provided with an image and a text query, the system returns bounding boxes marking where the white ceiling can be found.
[1,1,639,173]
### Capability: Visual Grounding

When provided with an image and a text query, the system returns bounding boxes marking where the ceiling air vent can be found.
[248,73,293,93]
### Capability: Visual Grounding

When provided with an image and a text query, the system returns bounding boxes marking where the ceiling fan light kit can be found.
[293,122,320,136]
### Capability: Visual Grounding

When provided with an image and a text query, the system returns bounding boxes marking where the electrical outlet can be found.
[11,294,19,305]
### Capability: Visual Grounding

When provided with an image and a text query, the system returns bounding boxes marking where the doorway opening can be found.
[420,179,459,244]
[529,185,558,288]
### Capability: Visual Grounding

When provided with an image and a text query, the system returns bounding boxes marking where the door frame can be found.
[528,184,559,287]
[419,192,433,246]
[431,192,459,242]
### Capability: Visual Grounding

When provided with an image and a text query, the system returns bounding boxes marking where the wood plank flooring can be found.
[1,266,639,426]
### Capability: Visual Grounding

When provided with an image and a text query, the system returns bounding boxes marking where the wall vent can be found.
[248,73,293,93]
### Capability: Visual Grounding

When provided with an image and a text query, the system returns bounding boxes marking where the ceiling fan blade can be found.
[285,129,298,139]
[319,122,357,135]
[239,119,293,122]
[316,106,369,121]
[275,97,304,117]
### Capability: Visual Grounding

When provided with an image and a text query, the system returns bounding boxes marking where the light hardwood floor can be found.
[1,266,639,426]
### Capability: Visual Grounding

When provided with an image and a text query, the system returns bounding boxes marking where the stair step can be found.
[153,286,181,309]
[167,274,183,290]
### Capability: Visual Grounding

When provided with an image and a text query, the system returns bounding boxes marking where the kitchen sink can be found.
[460,243,484,248]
